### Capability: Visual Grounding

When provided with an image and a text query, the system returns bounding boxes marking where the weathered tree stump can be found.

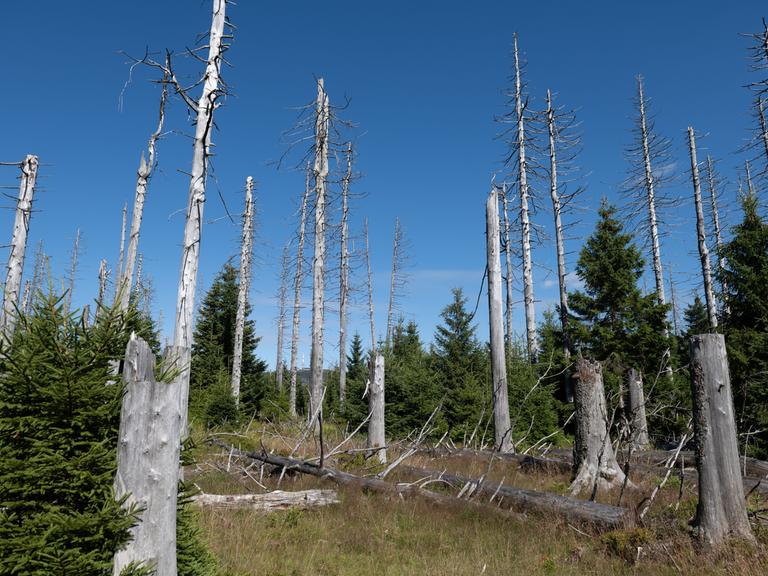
[627,368,650,451]
[368,353,386,463]
[571,358,628,495]
[689,334,754,545]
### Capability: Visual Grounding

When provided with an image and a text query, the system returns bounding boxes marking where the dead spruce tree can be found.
[308,78,330,431]
[1,155,38,342]
[275,244,289,393]
[65,229,81,315]
[627,368,650,450]
[232,176,254,405]
[338,142,352,404]
[705,156,730,313]
[118,72,167,312]
[364,218,386,463]
[486,187,512,452]
[570,358,628,496]
[687,128,718,329]
[116,202,127,291]
[689,334,754,546]
[500,183,516,356]
[289,164,311,418]
[385,218,408,351]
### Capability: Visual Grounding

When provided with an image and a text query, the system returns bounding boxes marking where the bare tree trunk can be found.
[1,155,38,342]
[172,0,227,438]
[26,240,45,315]
[364,218,376,351]
[570,358,628,496]
[501,185,514,357]
[66,229,80,315]
[21,280,31,316]
[627,368,650,451]
[275,245,289,393]
[705,156,729,313]
[289,164,310,418]
[97,259,109,316]
[637,77,667,310]
[668,265,680,337]
[116,202,127,292]
[231,176,254,405]
[486,188,512,452]
[368,352,386,463]
[308,78,330,430]
[118,78,167,312]
[112,335,181,576]
[513,34,538,362]
[689,334,754,546]
[385,218,402,350]
[338,143,352,405]
[687,127,718,330]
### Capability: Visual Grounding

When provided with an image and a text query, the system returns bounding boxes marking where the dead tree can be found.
[275,244,289,393]
[500,184,515,356]
[687,127,718,330]
[486,187,512,452]
[668,265,680,337]
[116,202,127,291]
[1,155,38,341]
[65,229,80,315]
[171,0,229,436]
[25,240,45,315]
[627,368,650,450]
[338,143,352,404]
[118,74,167,312]
[308,78,330,430]
[705,156,729,312]
[364,218,386,463]
[385,217,406,350]
[97,259,109,314]
[289,164,311,418]
[112,335,181,575]
[570,358,628,496]
[21,280,31,315]
[689,334,754,545]
[231,176,254,405]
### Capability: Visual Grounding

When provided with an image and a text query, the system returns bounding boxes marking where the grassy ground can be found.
[188,423,768,576]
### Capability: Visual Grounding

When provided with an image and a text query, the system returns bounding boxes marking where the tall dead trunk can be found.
[289,164,311,418]
[308,78,330,430]
[118,78,167,312]
[705,156,729,313]
[687,127,718,330]
[570,358,628,496]
[338,143,352,405]
[1,155,38,342]
[116,202,127,292]
[627,368,650,451]
[668,265,680,337]
[486,188,512,452]
[501,185,514,357]
[364,219,376,352]
[66,229,80,315]
[21,280,31,316]
[513,34,538,362]
[231,176,254,405]
[112,335,181,576]
[172,0,227,438]
[368,352,386,464]
[276,244,289,393]
[385,217,402,350]
[757,97,768,166]
[689,334,754,546]
[97,259,109,316]
[26,240,45,315]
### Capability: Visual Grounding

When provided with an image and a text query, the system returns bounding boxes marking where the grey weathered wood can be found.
[687,127,718,330]
[385,217,403,350]
[364,219,376,351]
[500,184,515,358]
[97,259,109,317]
[289,165,310,418]
[172,0,227,438]
[571,358,628,495]
[276,245,289,393]
[231,176,254,404]
[116,202,127,293]
[689,334,754,545]
[338,143,352,404]
[1,155,38,341]
[705,156,729,315]
[308,78,330,430]
[368,352,386,463]
[192,489,339,511]
[627,368,650,451]
[112,335,181,576]
[65,229,80,315]
[486,188,512,452]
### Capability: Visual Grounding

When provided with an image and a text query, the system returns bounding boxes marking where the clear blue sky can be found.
[0,1,764,368]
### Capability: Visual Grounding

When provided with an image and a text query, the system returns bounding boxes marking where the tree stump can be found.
[627,368,650,451]
[368,352,386,464]
[689,334,754,545]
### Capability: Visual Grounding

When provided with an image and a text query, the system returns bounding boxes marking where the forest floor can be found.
[187,422,768,576]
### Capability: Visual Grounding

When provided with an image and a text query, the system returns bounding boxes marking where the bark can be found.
[112,335,181,576]
[66,229,80,315]
[172,0,227,438]
[687,127,718,330]
[276,245,289,393]
[385,218,402,350]
[289,164,311,418]
[570,358,628,495]
[338,143,352,405]
[705,156,729,313]
[368,353,386,463]
[513,34,538,362]
[118,78,167,312]
[308,78,330,430]
[1,155,38,341]
[627,368,650,451]
[192,489,339,511]
[231,176,254,404]
[637,77,667,309]
[689,334,754,545]
[97,259,109,315]
[116,202,127,291]
[501,185,514,357]
[486,188,512,452]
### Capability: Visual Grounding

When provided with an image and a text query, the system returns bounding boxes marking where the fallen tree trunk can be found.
[192,489,339,511]
[211,440,631,530]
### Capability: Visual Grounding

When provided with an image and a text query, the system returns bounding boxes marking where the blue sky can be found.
[0,1,765,369]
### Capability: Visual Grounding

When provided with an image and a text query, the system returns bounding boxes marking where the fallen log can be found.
[192,489,339,511]
[212,439,632,531]
[417,447,572,475]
